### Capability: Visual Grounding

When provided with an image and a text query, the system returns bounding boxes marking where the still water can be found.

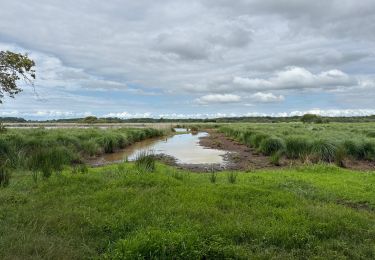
[92,132,228,165]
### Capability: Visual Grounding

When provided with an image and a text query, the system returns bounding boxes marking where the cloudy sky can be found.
[1,0,375,119]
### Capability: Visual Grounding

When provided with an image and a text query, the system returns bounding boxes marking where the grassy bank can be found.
[219,123,375,165]
[1,163,374,259]
[0,127,163,181]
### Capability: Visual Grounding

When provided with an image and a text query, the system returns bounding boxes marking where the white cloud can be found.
[195,94,241,104]
[250,92,284,102]
[233,67,355,91]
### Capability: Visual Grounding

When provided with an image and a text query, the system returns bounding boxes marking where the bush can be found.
[285,137,311,159]
[135,151,156,172]
[259,137,285,156]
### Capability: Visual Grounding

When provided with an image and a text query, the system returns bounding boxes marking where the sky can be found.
[1,0,375,120]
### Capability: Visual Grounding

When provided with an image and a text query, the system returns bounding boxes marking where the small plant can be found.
[135,151,156,173]
[209,166,217,183]
[270,151,283,166]
[227,172,237,184]
[335,146,347,167]
[0,160,11,187]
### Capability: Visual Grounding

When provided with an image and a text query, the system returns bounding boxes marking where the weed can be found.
[227,171,237,184]
[270,151,283,166]
[135,151,156,173]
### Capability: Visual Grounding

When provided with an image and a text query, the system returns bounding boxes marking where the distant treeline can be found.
[2,115,375,123]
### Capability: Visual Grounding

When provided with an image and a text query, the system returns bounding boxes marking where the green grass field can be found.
[1,163,375,259]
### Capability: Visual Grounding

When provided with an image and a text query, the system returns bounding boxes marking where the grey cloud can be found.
[1,0,375,118]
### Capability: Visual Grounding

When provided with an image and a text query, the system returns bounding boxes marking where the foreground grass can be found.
[1,164,375,259]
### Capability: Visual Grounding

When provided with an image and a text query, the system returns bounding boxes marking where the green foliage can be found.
[28,147,73,178]
[227,171,237,184]
[301,114,324,124]
[285,137,311,159]
[334,146,347,167]
[0,50,36,103]
[82,116,98,124]
[0,160,11,187]
[0,127,164,176]
[311,139,337,163]
[135,151,156,172]
[259,137,285,155]
[250,133,269,148]
[209,166,217,183]
[270,150,283,166]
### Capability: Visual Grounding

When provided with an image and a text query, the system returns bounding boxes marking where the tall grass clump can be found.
[209,165,217,183]
[28,147,74,178]
[249,133,269,148]
[285,137,311,159]
[311,139,337,163]
[135,151,156,173]
[270,150,283,166]
[259,137,285,156]
[0,160,11,187]
[227,172,237,184]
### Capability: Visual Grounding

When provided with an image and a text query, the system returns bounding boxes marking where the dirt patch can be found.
[198,130,290,171]
[336,199,374,212]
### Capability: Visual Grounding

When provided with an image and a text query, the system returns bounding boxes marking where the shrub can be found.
[311,139,337,163]
[301,114,323,124]
[135,151,156,172]
[285,137,311,159]
[259,137,285,156]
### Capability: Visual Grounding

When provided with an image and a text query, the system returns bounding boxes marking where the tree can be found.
[300,114,324,124]
[0,50,36,103]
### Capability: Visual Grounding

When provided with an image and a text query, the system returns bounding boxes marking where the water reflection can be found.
[92,132,227,165]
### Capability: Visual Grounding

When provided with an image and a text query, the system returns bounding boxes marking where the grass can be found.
[0,127,164,181]
[134,150,156,172]
[0,163,374,259]
[220,122,375,165]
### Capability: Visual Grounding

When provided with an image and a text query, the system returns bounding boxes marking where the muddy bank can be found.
[198,130,288,171]
[199,130,375,172]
